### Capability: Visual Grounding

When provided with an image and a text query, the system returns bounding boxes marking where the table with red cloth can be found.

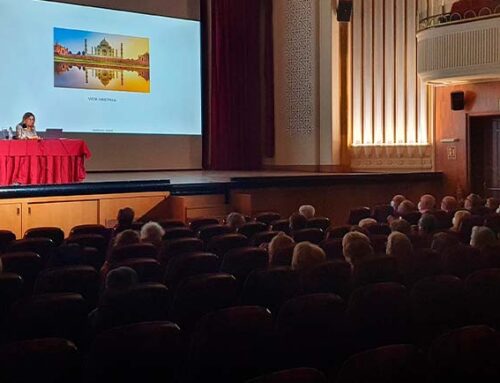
[0,139,91,185]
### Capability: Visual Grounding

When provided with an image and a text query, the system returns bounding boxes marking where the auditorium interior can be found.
[2,0,500,382]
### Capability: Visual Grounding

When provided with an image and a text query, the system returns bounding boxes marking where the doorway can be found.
[469,115,500,198]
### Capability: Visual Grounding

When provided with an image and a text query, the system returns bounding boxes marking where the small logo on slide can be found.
[53,28,150,93]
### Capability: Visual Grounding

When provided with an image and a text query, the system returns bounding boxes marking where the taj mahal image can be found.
[85,38,124,58]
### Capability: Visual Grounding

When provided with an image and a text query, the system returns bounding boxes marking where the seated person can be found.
[359,218,378,229]
[418,213,437,235]
[101,229,140,281]
[226,212,246,231]
[485,197,500,211]
[389,218,412,235]
[291,241,326,271]
[470,225,497,250]
[342,232,374,267]
[114,207,135,235]
[450,209,472,233]
[390,194,406,211]
[16,112,40,140]
[140,221,165,248]
[441,196,458,213]
[289,212,308,233]
[418,194,436,214]
[397,199,417,216]
[268,232,295,265]
[298,205,316,219]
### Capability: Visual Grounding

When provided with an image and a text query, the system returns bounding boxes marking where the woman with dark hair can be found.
[15,112,40,139]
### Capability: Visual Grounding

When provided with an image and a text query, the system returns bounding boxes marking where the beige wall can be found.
[47,0,202,171]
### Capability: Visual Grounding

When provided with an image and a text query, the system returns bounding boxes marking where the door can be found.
[485,120,500,198]
[0,203,22,238]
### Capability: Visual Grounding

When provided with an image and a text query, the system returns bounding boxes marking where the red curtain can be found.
[202,0,274,170]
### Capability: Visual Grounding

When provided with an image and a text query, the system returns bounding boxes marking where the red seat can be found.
[293,228,324,244]
[336,344,426,383]
[320,238,345,261]
[0,230,16,253]
[465,268,500,329]
[70,224,110,238]
[111,258,162,283]
[353,256,400,287]
[87,321,183,383]
[400,212,422,226]
[189,217,219,232]
[255,212,281,225]
[270,219,291,234]
[7,238,55,265]
[1,252,43,294]
[220,247,268,285]
[271,244,295,266]
[429,325,500,382]
[347,207,371,225]
[206,233,248,259]
[34,265,100,307]
[0,338,80,383]
[24,227,65,247]
[301,260,352,299]
[306,217,331,231]
[198,224,234,243]
[246,368,327,383]
[326,225,351,240]
[275,293,347,370]
[442,244,482,278]
[366,224,391,236]
[65,234,108,261]
[0,273,23,320]
[371,204,394,223]
[190,306,273,383]
[238,222,269,239]
[110,243,158,262]
[164,252,219,290]
[347,282,410,351]
[252,231,280,246]
[157,219,186,229]
[162,226,195,241]
[160,237,204,265]
[169,273,238,331]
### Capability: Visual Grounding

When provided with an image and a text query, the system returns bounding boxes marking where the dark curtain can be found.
[201,0,274,170]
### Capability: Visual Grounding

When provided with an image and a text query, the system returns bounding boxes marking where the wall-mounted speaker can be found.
[451,91,465,111]
[337,0,353,22]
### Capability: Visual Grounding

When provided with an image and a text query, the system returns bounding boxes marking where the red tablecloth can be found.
[0,139,91,185]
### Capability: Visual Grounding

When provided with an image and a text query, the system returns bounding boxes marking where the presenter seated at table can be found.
[15,112,40,140]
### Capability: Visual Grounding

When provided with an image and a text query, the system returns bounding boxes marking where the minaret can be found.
[84,39,87,55]
[120,43,123,59]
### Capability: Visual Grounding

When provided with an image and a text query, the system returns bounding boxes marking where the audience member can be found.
[464,193,482,211]
[397,199,417,215]
[418,213,437,235]
[358,218,378,229]
[140,221,165,248]
[386,231,413,260]
[349,225,371,237]
[486,197,500,211]
[289,212,308,232]
[440,196,458,213]
[113,229,140,248]
[431,231,459,254]
[450,210,471,232]
[268,232,295,265]
[390,194,406,211]
[342,231,373,267]
[114,207,135,235]
[291,241,326,271]
[470,225,497,250]
[389,218,412,235]
[226,212,246,231]
[105,266,138,292]
[418,194,436,213]
[298,204,316,219]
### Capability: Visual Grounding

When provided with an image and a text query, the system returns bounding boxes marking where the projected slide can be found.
[54,28,151,93]
[0,0,202,135]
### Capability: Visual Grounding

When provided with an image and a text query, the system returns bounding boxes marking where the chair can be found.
[442,244,482,279]
[241,267,302,313]
[293,228,324,244]
[65,234,108,261]
[238,222,268,239]
[459,215,485,244]
[270,219,290,234]
[400,248,443,286]
[366,224,391,236]
[206,233,248,259]
[271,244,295,266]
[252,231,280,246]
[189,306,273,383]
[157,219,186,229]
[372,204,394,223]
[1,252,43,294]
[301,260,352,299]
[432,209,453,230]
[0,230,16,253]
[410,275,466,346]
[336,344,426,383]
[347,282,410,351]
[159,237,204,265]
[169,273,238,331]
[162,226,195,241]
[86,321,183,383]
[400,212,422,225]
[24,227,65,247]
[407,233,433,250]
[246,368,327,383]
[198,224,234,243]
[189,217,219,232]
[347,207,371,225]
[429,325,500,382]
[485,214,500,234]
[110,243,158,262]
[7,238,55,265]
[464,9,477,18]
[275,293,347,370]
[353,256,400,287]
[7,293,89,344]
[0,338,80,383]
[369,234,388,254]
[220,247,268,286]
[69,224,110,239]
[465,269,500,329]
[480,244,500,268]
[164,252,219,290]
[320,238,345,261]
[34,265,100,307]
[111,258,163,283]
[0,273,23,321]
[255,212,281,225]
[326,225,351,240]
[306,217,331,231]
[93,283,170,332]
